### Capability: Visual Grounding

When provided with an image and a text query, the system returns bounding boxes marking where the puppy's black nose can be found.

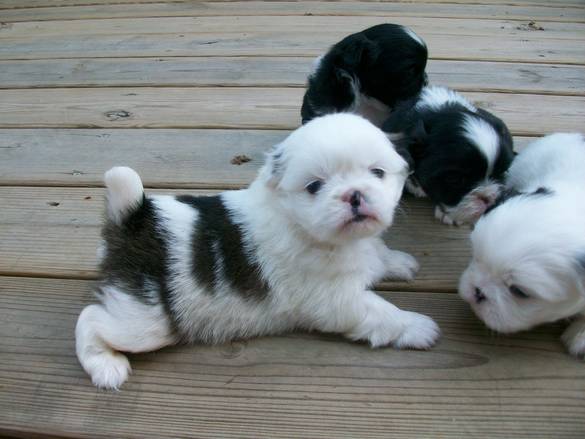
[349,191,362,208]
[474,287,486,304]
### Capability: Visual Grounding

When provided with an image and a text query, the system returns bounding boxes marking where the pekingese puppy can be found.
[383,85,515,225]
[459,133,585,356]
[301,23,428,127]
[76,114,440,389]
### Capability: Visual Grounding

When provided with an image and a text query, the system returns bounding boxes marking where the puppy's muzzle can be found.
[342,190,376,222]
[342,190,363,208]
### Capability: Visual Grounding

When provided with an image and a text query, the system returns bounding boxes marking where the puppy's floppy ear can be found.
[388,137,414,171]
[477,108,515,179]
[382,100,426,165]
[406,119,429,160]
[335,33,380,73]
[261,142,287,188]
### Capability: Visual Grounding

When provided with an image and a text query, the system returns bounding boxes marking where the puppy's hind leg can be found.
[76,287,176,389]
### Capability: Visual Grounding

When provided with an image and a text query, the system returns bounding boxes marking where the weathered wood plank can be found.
[2,33,580,65]
[1,276,583,439]
[0,129,534,188]
[0,16,583,64]
[2,16,581,40]
[2,1,584,23]
[0,88,583,135]
[1,57,584,97]
[1,0,583,10]
[0,186,472,292]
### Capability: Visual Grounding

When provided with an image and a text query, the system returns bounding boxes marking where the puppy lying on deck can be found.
[459,133,585,357]
[76,114,440,389]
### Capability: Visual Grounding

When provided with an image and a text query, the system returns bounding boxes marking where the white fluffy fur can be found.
[463,114,499,176]
[104,166,143,225]
[76,286,174,389]
[76,114,440,389]
[415,85,476,113]
[459,133,585,356]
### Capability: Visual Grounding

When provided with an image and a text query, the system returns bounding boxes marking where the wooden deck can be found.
[1,1,584,437]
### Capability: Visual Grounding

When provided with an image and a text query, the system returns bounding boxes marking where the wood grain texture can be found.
[0,129,534,188]
[4,16,582,40]
[1,276,584,439]
[1,0,583,9]
[0,186,471,292]
[1,16,583,64]
[2,1,584,23]
[1,57,584,97]
[0,87,583,135]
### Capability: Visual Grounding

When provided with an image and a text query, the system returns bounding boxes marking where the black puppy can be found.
[301,23,428,126]
[383,85,515,225]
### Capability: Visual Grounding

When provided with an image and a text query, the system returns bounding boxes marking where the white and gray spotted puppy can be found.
[459,133,585,357]
[76,113,440,389]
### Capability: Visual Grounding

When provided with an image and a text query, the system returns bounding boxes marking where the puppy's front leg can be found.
[373,239,419,282]
[562,316,585,357]
[345,291,440,349]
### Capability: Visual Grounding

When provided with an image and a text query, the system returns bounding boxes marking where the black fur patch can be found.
[301,23,428,123]
[485,186,553,215]
[382,90,515,209]
[99,196,177,329]
[176,195,269,300]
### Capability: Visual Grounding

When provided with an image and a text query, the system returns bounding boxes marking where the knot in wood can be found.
[105,110,132,121]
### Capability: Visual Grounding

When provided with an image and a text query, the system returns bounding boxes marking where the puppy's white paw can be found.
[562,319,585,358]
[83,350,132,390]
[350,294,440,349]
[405,178,427,198]
[434,206,460,226]
[393,312,441,350]
[384,250,420,281]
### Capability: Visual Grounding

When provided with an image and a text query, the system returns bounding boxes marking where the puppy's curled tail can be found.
[104,166,144,225]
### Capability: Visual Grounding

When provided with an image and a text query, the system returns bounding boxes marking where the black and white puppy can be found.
[383,85,515,225]
[301,23,428,126]
[459,133,585,357]
[76,114,440,389]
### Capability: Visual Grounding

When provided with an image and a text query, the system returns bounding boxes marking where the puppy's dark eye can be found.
[510,285,529,299]
[370,168,385,179]
[305,180,323,195]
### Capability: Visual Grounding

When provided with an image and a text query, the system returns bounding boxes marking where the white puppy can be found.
[459,133,585,356]
[76,114,440,389]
